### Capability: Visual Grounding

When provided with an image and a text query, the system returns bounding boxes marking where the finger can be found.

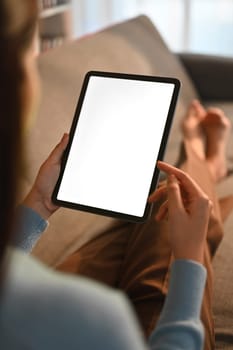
[157,161,202,197]
[191,99,206,112]
[206,107,225,117]
[167,174,185,212]
[156,208,168,222]
[148,185,167,203]
[156,200,168,221]
[49,133,69,164]
[158,180,167,188]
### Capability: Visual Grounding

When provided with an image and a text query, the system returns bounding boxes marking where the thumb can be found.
[167,174,184,213]
[49,133,69,164]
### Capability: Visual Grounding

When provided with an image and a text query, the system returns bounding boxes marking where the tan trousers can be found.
[57,141,232,350]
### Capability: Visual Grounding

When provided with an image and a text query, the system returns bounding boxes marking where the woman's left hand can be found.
[23,133,69,220]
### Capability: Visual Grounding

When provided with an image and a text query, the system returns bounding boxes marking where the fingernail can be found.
[157,161,164,169]
[148,196,153,203]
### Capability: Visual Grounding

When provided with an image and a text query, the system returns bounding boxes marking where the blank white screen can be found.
[57,76,175,217]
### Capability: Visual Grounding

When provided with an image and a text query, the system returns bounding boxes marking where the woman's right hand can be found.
[149,161,212,264]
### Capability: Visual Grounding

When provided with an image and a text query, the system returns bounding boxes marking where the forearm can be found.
[23,188,54,220]
[11,205,48,252]
[149,260,206,350]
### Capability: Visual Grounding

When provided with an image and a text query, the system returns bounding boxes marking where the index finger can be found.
[157,161,203,196]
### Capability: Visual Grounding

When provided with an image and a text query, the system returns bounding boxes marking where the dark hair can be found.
[0,1,38,272]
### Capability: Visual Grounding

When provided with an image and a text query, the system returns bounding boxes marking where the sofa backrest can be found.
[26,15,198,182]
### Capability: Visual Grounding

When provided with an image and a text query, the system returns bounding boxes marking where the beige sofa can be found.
[23,16,233,348]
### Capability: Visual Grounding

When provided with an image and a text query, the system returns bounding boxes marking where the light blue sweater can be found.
[0,206,206,349]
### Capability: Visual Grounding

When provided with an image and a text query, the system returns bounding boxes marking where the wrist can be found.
[23,188,53,220]
[173,247,205,265]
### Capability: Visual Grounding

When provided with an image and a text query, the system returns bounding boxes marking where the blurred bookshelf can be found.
[38,1,73,53]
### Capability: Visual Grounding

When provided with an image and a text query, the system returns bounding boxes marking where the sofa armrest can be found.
[177,53,233,101]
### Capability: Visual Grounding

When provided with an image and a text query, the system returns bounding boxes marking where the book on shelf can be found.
[40,35,65,52]
[38,0,72,52]
[38,1,70,11]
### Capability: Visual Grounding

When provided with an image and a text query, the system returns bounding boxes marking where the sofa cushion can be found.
[23,15,199,266]
[210,101,233,349]
[213,217,233,349]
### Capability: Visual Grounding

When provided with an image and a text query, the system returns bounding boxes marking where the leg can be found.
[203,107,231,182]
[115,143,223,350]
[113,102,230,349]
[57,101,231,350]
[57,219,134,286]
[182,140,224,257]
[57,177,216,350]
[219,195,233,222]
[181,101,232,255]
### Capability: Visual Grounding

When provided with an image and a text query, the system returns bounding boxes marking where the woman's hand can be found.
[149,161,212,264]
[23,133,69,220]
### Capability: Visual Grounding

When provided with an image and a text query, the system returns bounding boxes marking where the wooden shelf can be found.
[40,4,71,19]
[38,1,73,53]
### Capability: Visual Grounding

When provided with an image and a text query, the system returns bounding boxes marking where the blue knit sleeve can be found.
[11,205,48,253]
[149,260,206,350]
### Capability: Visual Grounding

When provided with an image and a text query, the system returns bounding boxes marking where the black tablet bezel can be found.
[52,71,180,222]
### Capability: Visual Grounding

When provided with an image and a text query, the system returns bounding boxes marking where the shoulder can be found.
[1,249,145,350]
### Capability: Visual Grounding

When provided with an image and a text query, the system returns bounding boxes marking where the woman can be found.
[0,1,231,349]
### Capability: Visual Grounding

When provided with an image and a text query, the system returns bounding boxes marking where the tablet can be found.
[52,71,180,222]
